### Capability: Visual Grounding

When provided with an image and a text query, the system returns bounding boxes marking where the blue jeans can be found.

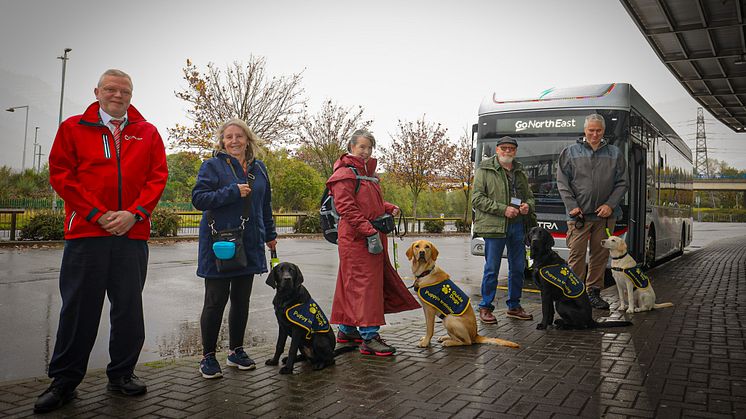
[339,324,380,341]
[479,222,526,311]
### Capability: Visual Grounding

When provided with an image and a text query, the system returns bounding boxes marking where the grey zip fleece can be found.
[556,138,628,221]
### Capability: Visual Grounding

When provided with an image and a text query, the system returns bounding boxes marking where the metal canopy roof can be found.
[620,0,746,133]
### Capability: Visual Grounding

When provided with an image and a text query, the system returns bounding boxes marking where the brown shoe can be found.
[506,306,533,320]
[479,308,497,324]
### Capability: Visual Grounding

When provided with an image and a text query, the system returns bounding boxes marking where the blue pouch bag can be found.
[213,241,237,260]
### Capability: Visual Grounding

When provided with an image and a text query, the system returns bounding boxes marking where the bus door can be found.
[627,144,646,261]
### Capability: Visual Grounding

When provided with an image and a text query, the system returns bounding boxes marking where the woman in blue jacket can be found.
[192,119,277,379]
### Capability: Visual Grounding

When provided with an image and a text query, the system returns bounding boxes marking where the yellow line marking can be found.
[497,285,541,294]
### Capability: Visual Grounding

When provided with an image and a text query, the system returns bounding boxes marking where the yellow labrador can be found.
[406,240,519,349]
[601,236,673,313]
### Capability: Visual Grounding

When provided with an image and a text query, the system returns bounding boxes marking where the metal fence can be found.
[1,209,470,241]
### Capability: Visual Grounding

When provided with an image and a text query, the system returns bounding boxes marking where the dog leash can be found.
[392,212,407,270]
[270,249,279,269]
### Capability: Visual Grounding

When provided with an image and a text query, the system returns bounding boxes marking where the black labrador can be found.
[528,227,632,330]
[264,262,355,374]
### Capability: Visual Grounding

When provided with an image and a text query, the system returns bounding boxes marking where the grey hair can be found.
[214,118,261,162]
[584,113,606,129]
[98,69,133,89]
[347,129,376,152]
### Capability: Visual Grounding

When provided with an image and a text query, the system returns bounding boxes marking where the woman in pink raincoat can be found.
[327,129,420,356]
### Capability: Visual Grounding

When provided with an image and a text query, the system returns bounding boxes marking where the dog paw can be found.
[626,308,635,314]
[634,307,643,313]
[265,359,279,366]
[417,337,431,348]
[536,323,547,330]
[279,366,293,375]
[618,305,627,311]
[437,335,449,342]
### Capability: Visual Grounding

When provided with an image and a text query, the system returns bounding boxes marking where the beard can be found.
[498,155,514,164]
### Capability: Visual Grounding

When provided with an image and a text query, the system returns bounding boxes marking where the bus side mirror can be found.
[470,147,476,162]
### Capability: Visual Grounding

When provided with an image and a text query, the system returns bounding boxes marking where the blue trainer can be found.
[227,347,256,370]
[199,353,223,379]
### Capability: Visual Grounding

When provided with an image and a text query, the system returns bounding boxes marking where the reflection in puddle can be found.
[155,319,269,358]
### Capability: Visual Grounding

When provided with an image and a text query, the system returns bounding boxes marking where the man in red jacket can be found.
[34,69,168,414]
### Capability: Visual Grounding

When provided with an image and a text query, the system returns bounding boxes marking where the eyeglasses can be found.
[497,146,517,152]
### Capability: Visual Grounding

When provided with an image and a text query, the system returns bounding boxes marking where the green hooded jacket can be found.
[471,156,536,237]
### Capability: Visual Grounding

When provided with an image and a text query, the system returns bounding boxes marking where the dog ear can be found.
[430,243,439,261]
[542,232,555,254]
[405,242,415,261]
[293,264,304,285]
[265,266,277,289]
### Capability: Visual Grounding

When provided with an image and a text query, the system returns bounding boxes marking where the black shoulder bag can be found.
[207,159,255,273]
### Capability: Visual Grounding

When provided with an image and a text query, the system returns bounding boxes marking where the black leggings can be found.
[200,275,254,355]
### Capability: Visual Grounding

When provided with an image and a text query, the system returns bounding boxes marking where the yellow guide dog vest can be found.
[538,264,585,298]
[285,299,331,339]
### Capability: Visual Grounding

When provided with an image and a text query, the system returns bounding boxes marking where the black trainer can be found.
[107,374,147,396]
[588,287,610,310]
[34,384,76,413]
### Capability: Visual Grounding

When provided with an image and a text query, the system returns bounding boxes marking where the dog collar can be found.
[415,269,432,279]
[611,252,628,260]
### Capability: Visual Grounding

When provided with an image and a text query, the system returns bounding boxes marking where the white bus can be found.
[471,83,693,269]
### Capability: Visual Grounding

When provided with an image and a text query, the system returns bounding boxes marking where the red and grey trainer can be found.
[360,335,396,356]
[336,328,363,344]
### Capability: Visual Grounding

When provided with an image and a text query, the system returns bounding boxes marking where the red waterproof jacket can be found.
[327,154,419,326]
[49,102,168,240]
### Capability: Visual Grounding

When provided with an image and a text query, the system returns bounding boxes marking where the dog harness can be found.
[285,299,331,339]
[538,264,585,298]
[611,266,650,289]
[417,278,471,317]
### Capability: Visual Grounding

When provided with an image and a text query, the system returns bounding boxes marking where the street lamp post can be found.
[54,48,72,210]
[57,48,72,126]
[5,105,30,171]
[33,126,40,173]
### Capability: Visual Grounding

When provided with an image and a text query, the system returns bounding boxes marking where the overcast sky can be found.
[1,0,744,171]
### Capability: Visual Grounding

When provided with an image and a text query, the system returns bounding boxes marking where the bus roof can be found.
[479,83,690,159]
[479,83,629,115]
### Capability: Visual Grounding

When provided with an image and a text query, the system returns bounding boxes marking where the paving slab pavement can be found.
[1,231,745,417]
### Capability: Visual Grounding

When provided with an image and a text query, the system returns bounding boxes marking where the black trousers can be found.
[200,275,254,355]
[48,236,148,387]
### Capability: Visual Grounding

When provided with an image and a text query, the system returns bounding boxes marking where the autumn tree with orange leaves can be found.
[169,56,305,152]
[380,116,454,220]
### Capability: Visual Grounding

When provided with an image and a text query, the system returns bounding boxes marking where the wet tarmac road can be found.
[1,222,744,383]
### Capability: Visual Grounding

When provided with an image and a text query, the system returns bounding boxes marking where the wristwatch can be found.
[133,213,143,222]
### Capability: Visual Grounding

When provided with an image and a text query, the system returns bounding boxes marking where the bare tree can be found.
[169,57,305,151]
[294,100,372,178]
[445,128,475,221]
[380,116,453,220]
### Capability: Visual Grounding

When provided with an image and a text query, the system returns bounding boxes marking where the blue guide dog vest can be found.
[613,266,650,289]
[538,264,585,298]
[285,299,331,339]
[417,278,470,316]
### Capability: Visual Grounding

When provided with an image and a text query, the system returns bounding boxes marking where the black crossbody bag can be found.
[206,159,255,273]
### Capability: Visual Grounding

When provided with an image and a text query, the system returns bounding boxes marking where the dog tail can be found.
[474,335,520,349]
[593,320,633,328]
[654,302,674,309]
[333,345,358,357]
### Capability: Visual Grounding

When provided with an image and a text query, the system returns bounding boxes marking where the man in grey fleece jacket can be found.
[556,114,628,309]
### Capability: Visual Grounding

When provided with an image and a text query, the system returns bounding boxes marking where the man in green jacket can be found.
[472,136,535,324]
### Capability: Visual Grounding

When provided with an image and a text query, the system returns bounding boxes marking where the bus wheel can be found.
[644,228,656,269]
